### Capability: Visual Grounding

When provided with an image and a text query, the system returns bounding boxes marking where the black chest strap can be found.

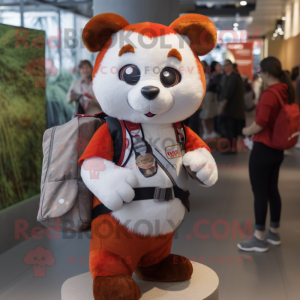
[92,186,190,221]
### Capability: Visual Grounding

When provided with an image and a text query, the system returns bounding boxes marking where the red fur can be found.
[92,38,113,79]
[123,22,176,38]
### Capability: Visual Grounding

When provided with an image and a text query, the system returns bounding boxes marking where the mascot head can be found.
[82,13,217,124]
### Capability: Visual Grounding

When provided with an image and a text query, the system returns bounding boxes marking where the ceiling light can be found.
[282,16,286,21]
[273,33,278,37]
[240,1,247,6]
[233,23,239,27]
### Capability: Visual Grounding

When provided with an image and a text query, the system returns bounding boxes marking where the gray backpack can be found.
[38,115,104,232]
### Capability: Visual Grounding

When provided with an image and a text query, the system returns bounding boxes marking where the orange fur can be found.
[167,48,182,61]
[82,13,129,52]
[92,37,113,79]
[169,14,217,56]
[90,209,174,278]
[119,44,135,56]
[123,22,176,38]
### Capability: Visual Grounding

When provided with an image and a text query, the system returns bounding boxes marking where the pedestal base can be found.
[61,262,219,300]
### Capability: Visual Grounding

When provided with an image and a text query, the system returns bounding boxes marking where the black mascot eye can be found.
[119,64,141,85]
[160,67,181,88]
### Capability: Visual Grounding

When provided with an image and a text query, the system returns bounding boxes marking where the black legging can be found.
[249,142,284,231]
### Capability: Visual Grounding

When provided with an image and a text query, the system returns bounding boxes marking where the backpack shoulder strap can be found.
[265,88,285,107]
[173,121,186,151]
[106,117,141,167]
[106,117,127,166]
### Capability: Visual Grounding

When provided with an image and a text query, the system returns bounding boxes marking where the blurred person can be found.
[201,60,209,76]
[66,60,101,115]
[252,73,262,104]
[219,59,245,152]
[243,75,256,112]
[295,66,300,149]
[233,63,240,74]
[200,61,222,139]
[291,66,299,90]
[183,60,208,136]
[238,57,296,252]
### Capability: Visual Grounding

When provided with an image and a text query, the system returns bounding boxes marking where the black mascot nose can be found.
[141,86,160,100]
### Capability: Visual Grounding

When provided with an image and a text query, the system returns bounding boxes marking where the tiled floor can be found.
[1,147,300,300]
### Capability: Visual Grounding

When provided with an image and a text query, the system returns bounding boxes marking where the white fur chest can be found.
[111,123,187,236]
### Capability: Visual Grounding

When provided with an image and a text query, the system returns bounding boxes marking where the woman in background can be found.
[252,73,262,104]
[238,57,296,252]
[184,60,208,136]
[200,61,222,139]
[291,66,299,91]
[66,60,101,115]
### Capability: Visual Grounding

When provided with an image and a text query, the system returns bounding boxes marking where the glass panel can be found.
[0,11,21,26]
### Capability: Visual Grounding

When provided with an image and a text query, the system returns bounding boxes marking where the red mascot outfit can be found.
[79,13,218,300]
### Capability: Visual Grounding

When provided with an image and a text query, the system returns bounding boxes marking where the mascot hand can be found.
[183,148,218,187]
[81,157,138,211]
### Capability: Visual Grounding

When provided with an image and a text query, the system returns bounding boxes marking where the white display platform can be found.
[61,262,219,300]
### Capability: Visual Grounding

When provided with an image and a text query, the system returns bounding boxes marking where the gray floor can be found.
[1,147,300,300]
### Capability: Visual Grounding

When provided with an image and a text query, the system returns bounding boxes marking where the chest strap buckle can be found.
[153,187,175,201]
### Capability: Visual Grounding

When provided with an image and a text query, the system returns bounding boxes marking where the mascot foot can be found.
[93,274,141,300]
[134,254,193,282]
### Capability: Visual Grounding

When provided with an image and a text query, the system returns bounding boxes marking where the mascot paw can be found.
[81,158,138,211]
[134,254,193,282]
[183,148,218,187]
[93,275,140,300]
[107,168,138,210]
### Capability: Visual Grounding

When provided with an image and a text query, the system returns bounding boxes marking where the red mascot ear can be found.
[82,13,129,52]
[169,14,217,56]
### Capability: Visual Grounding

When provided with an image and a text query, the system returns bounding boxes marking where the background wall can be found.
[266,32,300,71]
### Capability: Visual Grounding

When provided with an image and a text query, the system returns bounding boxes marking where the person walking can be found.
[219,59,245,152]
[200,61,222,140]
[238,57,296,252]
[66,60,101,116]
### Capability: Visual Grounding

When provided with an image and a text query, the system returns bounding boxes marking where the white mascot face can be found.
[82,14,217,124]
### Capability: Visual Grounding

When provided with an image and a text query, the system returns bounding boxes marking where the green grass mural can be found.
[0,24,46,210]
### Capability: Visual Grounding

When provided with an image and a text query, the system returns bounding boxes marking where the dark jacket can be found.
[222,72,245,120]
[207,74,222,94]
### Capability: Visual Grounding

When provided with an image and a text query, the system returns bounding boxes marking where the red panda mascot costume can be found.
[79,12,218,300]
